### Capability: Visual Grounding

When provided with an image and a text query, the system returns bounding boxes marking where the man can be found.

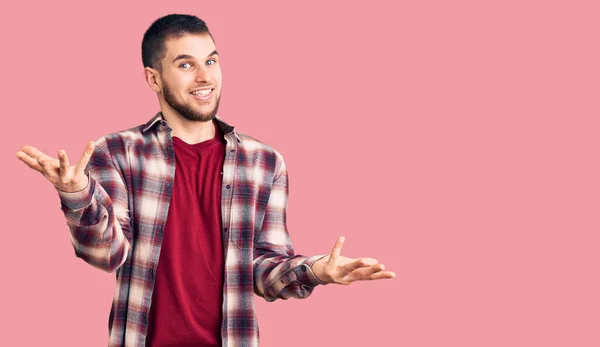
[16,14,395,347]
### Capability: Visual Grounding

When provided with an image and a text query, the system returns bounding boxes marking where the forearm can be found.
[253,250,327,301]
[58,175,130,272]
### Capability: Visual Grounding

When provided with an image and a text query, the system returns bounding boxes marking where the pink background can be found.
[2,0,599,346]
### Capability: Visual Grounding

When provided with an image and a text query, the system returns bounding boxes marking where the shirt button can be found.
[148,268,154,278]
[226,184,231,189]
[166,182,172,188]
[157,226,163,234]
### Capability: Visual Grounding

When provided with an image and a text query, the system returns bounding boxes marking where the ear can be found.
[144,67,162,92]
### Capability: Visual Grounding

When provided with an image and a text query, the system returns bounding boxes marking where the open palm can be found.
[16,141,95,192]
[312,236,396,285]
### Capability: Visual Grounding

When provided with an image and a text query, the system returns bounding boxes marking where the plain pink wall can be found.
[3,0,599,346]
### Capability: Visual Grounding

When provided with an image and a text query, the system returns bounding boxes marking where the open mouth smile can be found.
[190,88,214,101]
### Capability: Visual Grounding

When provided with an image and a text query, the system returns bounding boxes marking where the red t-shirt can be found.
[146,123,225,346]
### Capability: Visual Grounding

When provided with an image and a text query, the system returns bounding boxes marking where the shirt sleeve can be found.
[253,153,327,302]
[56,137,131,273]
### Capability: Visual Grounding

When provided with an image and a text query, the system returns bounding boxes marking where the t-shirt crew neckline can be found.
[171,121,224,151]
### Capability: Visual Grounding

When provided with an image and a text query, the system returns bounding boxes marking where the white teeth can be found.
[191,89,211,96]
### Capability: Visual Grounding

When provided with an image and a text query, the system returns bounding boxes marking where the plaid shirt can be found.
[57,113,326,347]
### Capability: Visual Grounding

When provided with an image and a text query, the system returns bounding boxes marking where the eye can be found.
[206,59,217,66]
[179,62,192,69]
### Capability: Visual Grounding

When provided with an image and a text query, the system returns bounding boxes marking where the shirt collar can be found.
[142,112,241,142]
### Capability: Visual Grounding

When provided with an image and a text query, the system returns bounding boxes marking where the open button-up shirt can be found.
[57,113,325,347]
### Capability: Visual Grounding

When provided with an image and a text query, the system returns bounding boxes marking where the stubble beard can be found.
[162,82,221,122]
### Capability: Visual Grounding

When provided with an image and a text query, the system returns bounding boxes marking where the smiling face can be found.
[149,33,222,122]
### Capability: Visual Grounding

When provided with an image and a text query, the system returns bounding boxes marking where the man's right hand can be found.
[16,141,95,193]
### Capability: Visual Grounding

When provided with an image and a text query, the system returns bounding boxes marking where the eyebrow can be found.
[172,50,219,63]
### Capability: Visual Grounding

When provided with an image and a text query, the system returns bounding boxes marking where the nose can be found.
[195,65,211,84]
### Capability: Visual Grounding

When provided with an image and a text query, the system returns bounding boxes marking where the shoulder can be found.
[237,132,284,159]
[236,131,286,172]
[94,123,148,153]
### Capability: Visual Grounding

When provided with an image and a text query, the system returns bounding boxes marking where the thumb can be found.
[329,236,345,264]
[74,141,95,175]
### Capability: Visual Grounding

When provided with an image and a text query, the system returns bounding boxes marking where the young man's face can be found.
[158,33,222,122]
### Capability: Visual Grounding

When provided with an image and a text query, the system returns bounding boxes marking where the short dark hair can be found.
[142,14,212,70]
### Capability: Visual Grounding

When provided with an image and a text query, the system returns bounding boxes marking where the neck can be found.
[160,106,215,144]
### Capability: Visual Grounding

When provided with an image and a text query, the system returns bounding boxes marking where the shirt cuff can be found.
[56,174,94,210]
[295,254,328,287]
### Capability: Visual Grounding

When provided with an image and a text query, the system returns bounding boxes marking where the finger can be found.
[57,149,70,170]
[344,264,387,282]
[21,145,60,168]
[366,270,396,281]
[342,257,379,273]
[36,157,60,182]
[37,156,60,171]
[37,156,54,172]
[74,141,95,175]
[329,236,345,263]
[16,151,43,172]
[20,145,51,162]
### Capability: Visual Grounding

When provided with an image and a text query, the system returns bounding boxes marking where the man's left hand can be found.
[311,236,396,285]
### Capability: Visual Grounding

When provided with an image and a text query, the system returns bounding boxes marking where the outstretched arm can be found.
[17,140,131,272]
[253,154,395,301]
